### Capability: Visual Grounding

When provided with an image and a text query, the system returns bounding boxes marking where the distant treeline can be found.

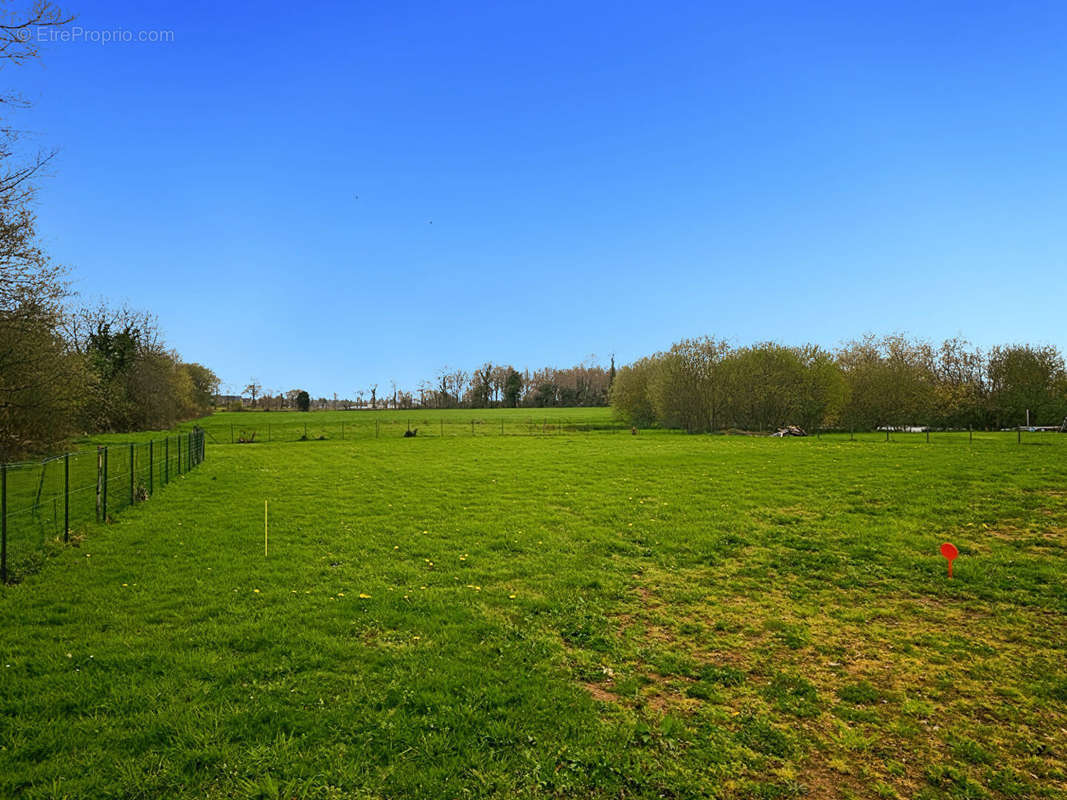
[610,336,1067,433]
[243,360,616,412]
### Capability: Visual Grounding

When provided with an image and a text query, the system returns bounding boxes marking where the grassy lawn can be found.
[1,425,1065,798]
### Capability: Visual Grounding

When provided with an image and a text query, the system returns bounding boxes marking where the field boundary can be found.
[1,428,206,584]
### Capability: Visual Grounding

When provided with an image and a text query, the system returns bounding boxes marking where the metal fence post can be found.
[102,447,109,522]
[96,447,102,522]
[149,441,154,495]
[177,434,182,474]
[471,420,475,436]
[64,453,69,543]
[1018,427,1022,445]
[129,442,135,505]
[2,463,7,583]
[164,437,169,484]
[230,424,234,444]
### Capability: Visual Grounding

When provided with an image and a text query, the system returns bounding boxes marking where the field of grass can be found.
[178,407,625,445]
[1,417,1066,798]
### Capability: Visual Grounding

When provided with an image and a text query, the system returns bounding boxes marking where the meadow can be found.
[1,411,1065,799]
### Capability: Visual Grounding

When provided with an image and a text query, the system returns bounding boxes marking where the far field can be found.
[1,410,1065,799]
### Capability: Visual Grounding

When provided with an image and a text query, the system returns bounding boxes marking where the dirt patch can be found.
[581,682,619,704]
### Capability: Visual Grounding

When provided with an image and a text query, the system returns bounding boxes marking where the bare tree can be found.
[244,379,261,407]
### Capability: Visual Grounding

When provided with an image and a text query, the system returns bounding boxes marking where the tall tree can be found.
[244,379,261,407]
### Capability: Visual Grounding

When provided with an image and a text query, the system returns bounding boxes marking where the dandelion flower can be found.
[121,583,128,587]
[253,589,260,593]
[509,594,517,599]
[358,593,371,599]
[337,592,345,597]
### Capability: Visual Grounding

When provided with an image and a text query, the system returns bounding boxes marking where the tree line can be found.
[230,359,617,413]
[610,335,1067,433]
[0,4,218,460]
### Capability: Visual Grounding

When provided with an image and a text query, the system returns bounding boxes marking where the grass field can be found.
[1,415,1066,798]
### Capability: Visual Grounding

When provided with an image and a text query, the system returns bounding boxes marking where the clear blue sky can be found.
[17,1,1067,397]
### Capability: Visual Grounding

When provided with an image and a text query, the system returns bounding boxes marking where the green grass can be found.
[182,406,624,444]
[2,421,1066,798]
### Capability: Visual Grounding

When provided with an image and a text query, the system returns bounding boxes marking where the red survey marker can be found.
[940,542,959,579]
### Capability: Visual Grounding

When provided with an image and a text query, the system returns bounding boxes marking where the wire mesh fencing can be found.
[202,416,629,444]
[1,428,206,584]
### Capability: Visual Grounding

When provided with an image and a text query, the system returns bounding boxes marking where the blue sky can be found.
[16,1,1067,397]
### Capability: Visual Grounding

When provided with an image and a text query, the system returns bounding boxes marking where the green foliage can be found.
[613,333,1067,432]
[837,681,882,705]
[67,303,215,437]
[295,390,310,412]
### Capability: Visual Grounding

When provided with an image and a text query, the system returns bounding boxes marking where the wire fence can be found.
[0,429,205,584]
[203,417,629,443]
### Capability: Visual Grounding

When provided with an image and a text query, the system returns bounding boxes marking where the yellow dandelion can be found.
[121,583,128,587]
[337,592,345,597]
[509,594,517,599]
[413,635,421,640]
[393,545,399,550]
[253,589,260,593]
[358,593,371,599]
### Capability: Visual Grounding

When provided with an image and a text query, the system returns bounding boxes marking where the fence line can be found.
[0,428,206,584]
[201,417,628,444]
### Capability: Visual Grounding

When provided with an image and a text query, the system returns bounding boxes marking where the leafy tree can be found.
[987,344,1066,427]
[183,362,219,411]
[504,368,523,408]
[296,390,310,412]
[609,356,658,427]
